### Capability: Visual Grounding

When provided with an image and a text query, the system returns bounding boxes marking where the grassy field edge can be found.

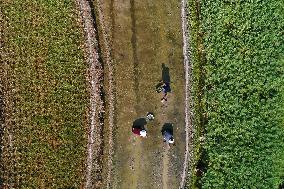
[185,0,207,187]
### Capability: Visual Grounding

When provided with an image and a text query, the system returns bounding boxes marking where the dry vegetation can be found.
[1,0,88,187]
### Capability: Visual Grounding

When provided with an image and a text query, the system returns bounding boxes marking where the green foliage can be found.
[188,0,284,188]
[2,0,88,187]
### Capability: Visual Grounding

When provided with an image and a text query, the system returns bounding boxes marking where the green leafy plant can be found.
[188,0,284,188]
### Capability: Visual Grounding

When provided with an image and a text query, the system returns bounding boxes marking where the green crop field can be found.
[1,0,88,187]
[188,0,284,188]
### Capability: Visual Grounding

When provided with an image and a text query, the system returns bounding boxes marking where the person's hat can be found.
[169,137,174,144]
[140,130,147,137]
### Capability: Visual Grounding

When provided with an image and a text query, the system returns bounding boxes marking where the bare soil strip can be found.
[93,0,115,188]
[0,73,14,189]
[0,82,5,188]
[160,104,170,189]
[180,0,194,188]
[75,0,104,188]
[0,32,5,187]
[128,1,142,187]
[129,0,139,104]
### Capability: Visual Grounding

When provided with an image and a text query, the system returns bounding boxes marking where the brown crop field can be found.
[1,0,89,188]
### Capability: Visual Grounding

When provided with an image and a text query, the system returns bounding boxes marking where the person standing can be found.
[156,80,171,103]
[160,82,171,103]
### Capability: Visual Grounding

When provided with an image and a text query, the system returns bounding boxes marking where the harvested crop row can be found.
[188,0,284,188]
[1,0,88,188]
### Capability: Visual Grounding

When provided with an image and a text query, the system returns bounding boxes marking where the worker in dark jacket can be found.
[161,123,174,147]
[156,80,171,103]
[163,130,174,144]
[161,82,171,102]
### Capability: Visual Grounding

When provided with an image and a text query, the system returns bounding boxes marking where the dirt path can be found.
[97,0,186,188]
[160,101,172,189]
[0,81,16,189]
[162,147,169,189]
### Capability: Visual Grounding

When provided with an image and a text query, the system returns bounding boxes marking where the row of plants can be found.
[187,0,284,188]
[2,0,89,187]
[186,0,207,187]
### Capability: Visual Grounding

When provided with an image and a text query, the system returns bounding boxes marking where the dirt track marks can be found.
[130,0,139,105]
[75,0,104,188]
[162,147,169,189]
[129,1,142,188]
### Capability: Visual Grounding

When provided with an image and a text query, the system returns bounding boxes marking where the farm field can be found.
[2,0,283,188]
[1,0,88,188]
[2,0,284,188]
[187,0,284,188]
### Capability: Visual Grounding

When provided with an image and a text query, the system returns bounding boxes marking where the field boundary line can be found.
[94,0,115,188]
[180,0,194,188]
[75,0,104,188]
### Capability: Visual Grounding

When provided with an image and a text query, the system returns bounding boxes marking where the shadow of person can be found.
[132,118,147,130]
[162,63,170,83]
[161,123,173,135]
